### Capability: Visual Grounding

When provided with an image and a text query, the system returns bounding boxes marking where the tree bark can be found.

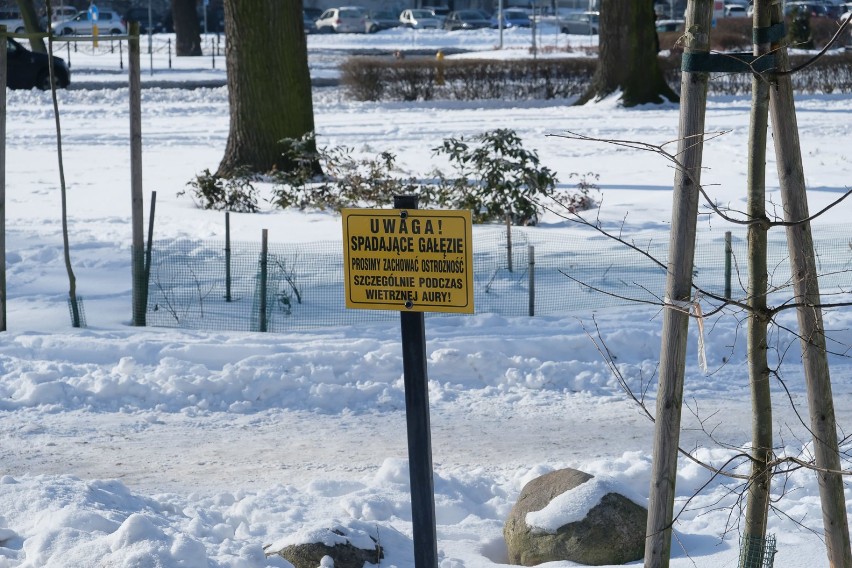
[15,0,45,53]
[577,0,678,106]
[217,0,317,177]
[644,1,713,566]
[742,2,772,564]
[172,0,201,56]
[767,1,852,564]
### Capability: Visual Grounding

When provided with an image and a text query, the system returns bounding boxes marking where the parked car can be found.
[123,6,164,34]
[783,1,829,17]
[303,7,323,20]
[39,6,78,30]
[822,1,845,18]
[0,8,26,33]
[558,11,599,34]
[6,37,70,90]
[399,8,441,29]
[315,6,373,33]
[303,10,317,33]
[655,18,685,31]
[52,9,127,35]
[491,8,531,28]
[443,10,492,30]
[366,9,401,32]
[422,5,450,24]
[723,4,748,17]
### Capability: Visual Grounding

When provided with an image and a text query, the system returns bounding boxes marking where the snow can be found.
[1,27,851,568]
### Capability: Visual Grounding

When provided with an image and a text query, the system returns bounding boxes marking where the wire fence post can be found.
[505,214,513,273]
[258,229,268,332]
[143,190,156,322]
[225,212,232,302]
[725,230,732,299]
[528,245,535,317]
[167,37,172,69]
[0,25,6,332]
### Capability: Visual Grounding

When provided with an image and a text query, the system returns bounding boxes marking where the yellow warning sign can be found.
[342,208,474,313]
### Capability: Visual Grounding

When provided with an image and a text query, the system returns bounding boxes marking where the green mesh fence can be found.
[738,533,777,568]
[143,224,852,332]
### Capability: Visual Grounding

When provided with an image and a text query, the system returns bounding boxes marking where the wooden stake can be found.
[767,3,852,564]
[644,2,714,566]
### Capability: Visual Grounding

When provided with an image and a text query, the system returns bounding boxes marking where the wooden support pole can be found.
[742,0,773,561]
[644,2,713,566]
[767,3,852,564]
[129,22,145,326]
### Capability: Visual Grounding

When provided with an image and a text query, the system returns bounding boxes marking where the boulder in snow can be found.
[504,468,646,566]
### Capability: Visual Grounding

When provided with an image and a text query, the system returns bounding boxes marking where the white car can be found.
[0,8,25,33]
[52,9,128,36]
[399,9,441,29]
[723,4,748,17]
[315,6,373,33]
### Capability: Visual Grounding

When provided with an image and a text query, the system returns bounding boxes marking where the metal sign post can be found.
[342,197,474,568]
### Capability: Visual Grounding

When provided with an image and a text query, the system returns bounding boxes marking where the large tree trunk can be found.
[577,0,678,106]
[15,0,44,53]
[172,0,201,56]
[217,0,317,177]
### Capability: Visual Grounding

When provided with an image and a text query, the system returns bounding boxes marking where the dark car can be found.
[367,9,401,32]
[123,6,164,34]
[303,10,317,33]
[6,37,70,90]
[491,8,531,28]
[444,9,491,30]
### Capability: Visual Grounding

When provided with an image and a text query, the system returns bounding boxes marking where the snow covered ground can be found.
[0,26,851,568]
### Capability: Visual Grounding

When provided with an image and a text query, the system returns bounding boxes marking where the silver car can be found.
[399,9,441,29]
[51,9,127,35]
[315,6,373,33]
[558,11,599,34]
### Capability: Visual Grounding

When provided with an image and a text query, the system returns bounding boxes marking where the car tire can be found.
[15,26,25,33]
[368,24,378,33]
[61,27,73,35]
[110,28,122,34]
[35,69,52,91]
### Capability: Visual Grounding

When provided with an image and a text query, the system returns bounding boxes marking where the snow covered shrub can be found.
[186,131,596,225]
[432,128,586,225]
[181,168,260,213]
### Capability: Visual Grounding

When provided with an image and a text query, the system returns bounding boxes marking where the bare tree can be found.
[172,0,201,56]
[216,0,318,177]
[577,0,678,106]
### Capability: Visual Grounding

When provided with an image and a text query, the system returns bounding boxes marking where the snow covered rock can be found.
[264,525,382,568]
[504,468,646,566]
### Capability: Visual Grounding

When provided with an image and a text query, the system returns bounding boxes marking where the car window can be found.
[319,10,333,19]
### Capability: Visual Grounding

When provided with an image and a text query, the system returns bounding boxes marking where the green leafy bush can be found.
[181,130,598,225]
[180,167,261,213]
[431,129,559,224]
